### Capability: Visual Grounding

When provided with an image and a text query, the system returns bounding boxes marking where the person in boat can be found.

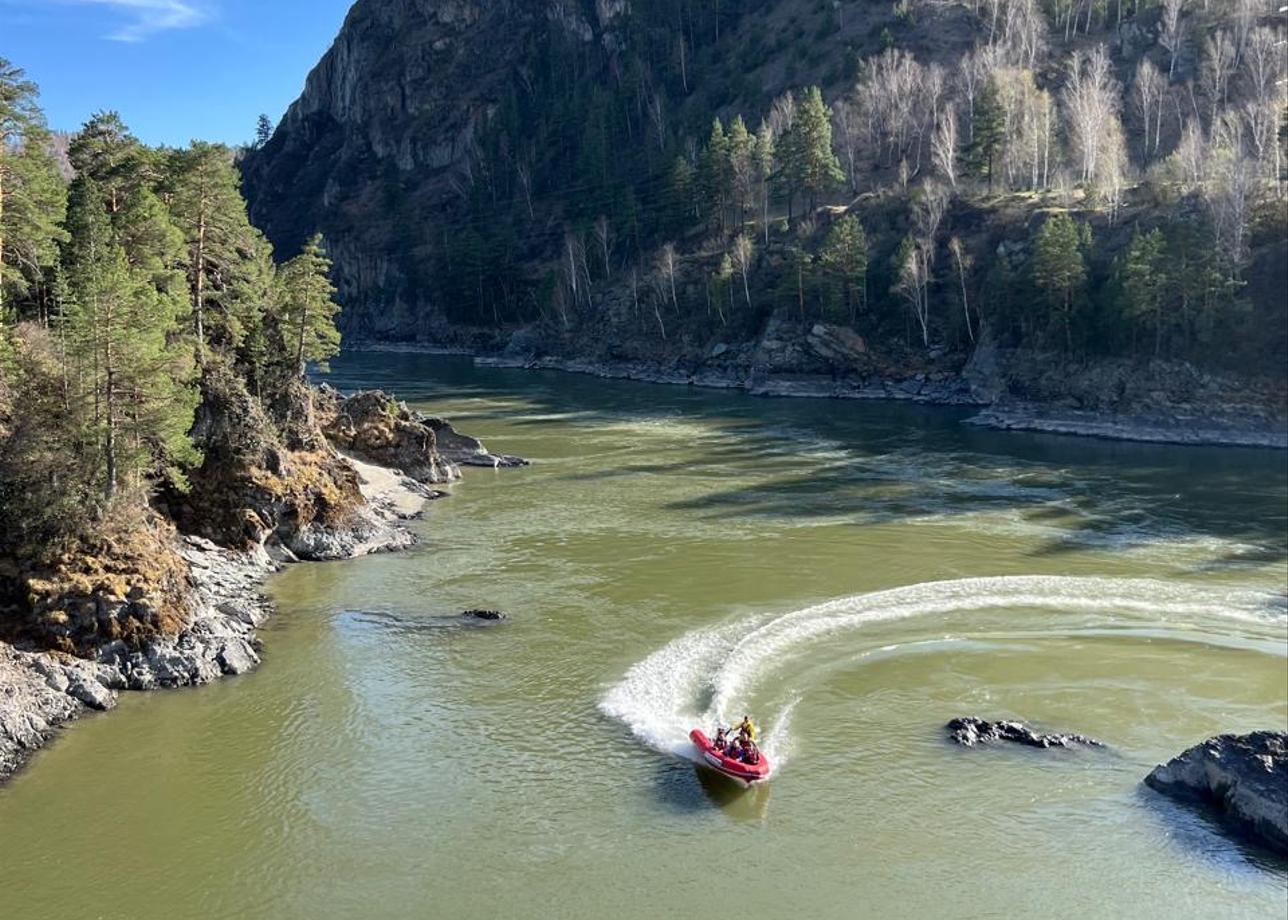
[741,739,761,765]
[736,715,757,743]
[713,727,729,753]
[727,736,745,762]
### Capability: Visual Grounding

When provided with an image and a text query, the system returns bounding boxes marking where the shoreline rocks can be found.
[0,452,434,786]
[355,341,1285,450]
[1145,731,1288,857]
[966,406,1288,449]
[946,717,1105,750]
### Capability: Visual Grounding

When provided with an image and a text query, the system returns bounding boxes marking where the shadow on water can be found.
[648,757,771,822]
[1134,785,1288,880]
[324,352,1288,565]
[336,609,506,637]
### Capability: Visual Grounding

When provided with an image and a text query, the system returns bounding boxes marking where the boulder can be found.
[807,323,869,367]
[946,717,1104,749]
[216,639,261,676]
[66,676,115,712]
[1144,731,1288,856]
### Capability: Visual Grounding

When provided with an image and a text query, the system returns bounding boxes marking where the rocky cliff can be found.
[241,0,900,340]
[244,0,629,339]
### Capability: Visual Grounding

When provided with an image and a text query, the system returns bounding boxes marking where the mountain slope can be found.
[243,0,1287,402]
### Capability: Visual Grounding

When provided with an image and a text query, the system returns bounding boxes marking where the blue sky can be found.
[1,0,355,146]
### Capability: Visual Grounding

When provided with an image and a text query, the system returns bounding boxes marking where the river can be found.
[2,352,1285,919]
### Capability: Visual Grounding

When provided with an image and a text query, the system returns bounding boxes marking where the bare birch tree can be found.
[1133,59,1167,161]
[593,215,612,280]
[1064,47,1123,186]
[1159,0,1186,79]
[932,104,959,189]
[1200,31,1237,128]
[731,233,755,309]
[949,236,975,343]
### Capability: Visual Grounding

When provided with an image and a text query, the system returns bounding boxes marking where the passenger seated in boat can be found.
[727,737,745,761]
[713,727,729,753]
[741,740,761,765]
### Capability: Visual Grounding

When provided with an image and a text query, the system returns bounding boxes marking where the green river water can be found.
[1,352,1286,919]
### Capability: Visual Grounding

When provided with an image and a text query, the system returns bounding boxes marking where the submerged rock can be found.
[1144,731,1288,856]
[461,609,507,623]
[946,717,1104,749]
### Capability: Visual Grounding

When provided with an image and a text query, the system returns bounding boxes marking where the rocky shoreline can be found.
[0,452,431,784]
[0,375,532,789]
[354,339,1287,450]
[966,406,1288,449]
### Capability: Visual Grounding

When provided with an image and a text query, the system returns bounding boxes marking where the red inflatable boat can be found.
[690,729,772,786]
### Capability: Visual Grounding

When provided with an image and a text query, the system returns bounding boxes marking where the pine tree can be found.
[167,141,259,362]
[1122,227,1169,356]
[819,215,869,324]
[254,114,274,149]
[966,79,1006,193]
[280,234,341,378]
[700,118,731,230]
[116,185,185,291]
[664,156,695,234]
[1032,213,1088,350]
[0,58,68,319]
[754,123,776,244]
[62,175,197,502]
[727,115,755,226]
[780,87,844,214]
[67,112,151,215]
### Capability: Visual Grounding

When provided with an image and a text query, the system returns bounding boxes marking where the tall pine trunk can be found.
[194,213,207,364]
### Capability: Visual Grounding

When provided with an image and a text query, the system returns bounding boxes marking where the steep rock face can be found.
[243,0,633,340]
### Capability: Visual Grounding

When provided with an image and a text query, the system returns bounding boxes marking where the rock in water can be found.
[461,609,507,623]
[946,717,1104,749]
[1144,731,1288,856]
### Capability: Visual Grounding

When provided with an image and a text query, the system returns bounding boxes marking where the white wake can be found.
[599,576,1282,770]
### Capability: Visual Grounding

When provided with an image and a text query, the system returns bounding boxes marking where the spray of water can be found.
[599,576,1281,772]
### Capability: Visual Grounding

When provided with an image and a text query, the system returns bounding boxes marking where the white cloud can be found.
[24,0,215,42]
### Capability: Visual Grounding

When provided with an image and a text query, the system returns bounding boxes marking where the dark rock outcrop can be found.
[319,389,461,483]
[318,387,527,473]
[171,364,376,557]
[946,717,1104,749]
[1145,731,1288,856]
[461,609,506,622]
[419,416,528,468]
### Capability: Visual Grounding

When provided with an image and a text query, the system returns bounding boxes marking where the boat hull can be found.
[690,729,771,785]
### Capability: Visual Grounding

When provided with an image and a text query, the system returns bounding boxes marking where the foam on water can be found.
[599,576,1283,770]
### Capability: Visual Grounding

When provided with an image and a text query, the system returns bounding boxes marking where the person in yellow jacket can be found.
[736,715,757,743]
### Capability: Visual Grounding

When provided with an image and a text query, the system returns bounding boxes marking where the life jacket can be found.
[738,720,757,742]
